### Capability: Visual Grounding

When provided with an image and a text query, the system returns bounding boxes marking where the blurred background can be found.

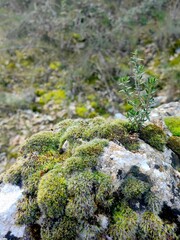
[0,0,180,171]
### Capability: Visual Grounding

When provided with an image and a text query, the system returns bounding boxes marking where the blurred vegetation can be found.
[0,0,180,117]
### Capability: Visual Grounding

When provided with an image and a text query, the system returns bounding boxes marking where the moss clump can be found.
[59,117,139,152]
[140,124,166,151]
[167,136,180,157]
[121,176,150,200]
[74,138,109,158]
[55,119,74,136]
[145,192,162,214]
[37,170,67,219]
[59,119,89,149]
[21,131,59,154]
[38,89,66,105]
[164,116,180,136]
[66,171,113,220]
[2,159,24,185]
[16,197,40,225]
[109,203,138,240]
[41,217,77,240]
[139,212,177,240]
[75,105,89,118]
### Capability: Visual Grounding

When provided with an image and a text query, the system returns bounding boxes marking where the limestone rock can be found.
[0,184,25,239]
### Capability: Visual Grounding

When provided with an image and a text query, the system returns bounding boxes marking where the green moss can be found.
[169,55,180,67]
[164,116,180,136]
[140,124,166,151]
[21,131,59,154]
[58,117,138,152]
[56,119,74,136]
[37,170,67,219]
[16,197,40,225]
[93,171,114,208]
[139,212,177,240]
[59,119,89,149]
[84,118,138,151]
[2,159,23,185]
[41,217,77,240]
[76,105,89,118]
[66,171,96,220]
[66,170,113,220]
[145,192,162,214]
[167,136,180,157]
[38,89,66,105]
[74,138,109,158]
[49,61,61,70]
[35,88,45,97]
[109,203,138,240]
[121,176,150,200]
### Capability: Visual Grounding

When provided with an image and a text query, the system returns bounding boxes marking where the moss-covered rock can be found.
[140,124,166,151]
[167,136,180,157]
[164,116,180,136]
[2,117,179,239]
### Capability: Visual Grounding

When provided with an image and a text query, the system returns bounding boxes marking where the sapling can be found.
[119,51,157,131]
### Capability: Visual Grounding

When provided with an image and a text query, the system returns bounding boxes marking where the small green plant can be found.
[119,51,157,131]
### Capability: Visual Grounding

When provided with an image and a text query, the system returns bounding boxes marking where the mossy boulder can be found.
[140,124,166,151]
[1,117,179,239]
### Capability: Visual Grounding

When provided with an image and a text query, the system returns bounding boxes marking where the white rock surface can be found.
[0,184,25,238]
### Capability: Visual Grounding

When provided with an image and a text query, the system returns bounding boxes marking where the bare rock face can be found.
[0,184,25,239]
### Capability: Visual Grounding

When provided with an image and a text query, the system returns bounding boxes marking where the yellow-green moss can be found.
[109,203,138,240]
[2,159,24,185]
[75,105,89,118]
[38,89,66,105]
[121,176,150,200]
[37,170,67,219]
[139,212,177,240]
[21,131,59,154]
[16,197,40,225]
[140,124,166,151]
[66,171,113,220]
[20,151,68,195]
[167,136,180,157]
[164,116,180,136]
[58,117,138,152]
[41,217,77,240]
[74,138,109,158]
[49,61,61,70]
